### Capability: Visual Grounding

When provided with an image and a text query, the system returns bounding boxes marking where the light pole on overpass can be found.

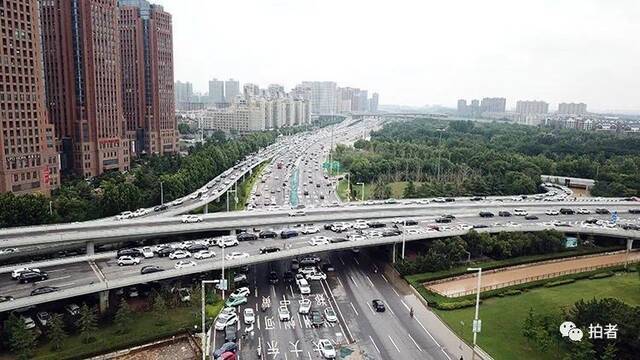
[200,279,221,360]
[401,219,407,260]
[467,267,483,360]
[356,182,365,202]
[160,181,164,205]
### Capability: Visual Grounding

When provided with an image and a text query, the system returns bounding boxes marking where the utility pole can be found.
[401,219,407,259]
[160,181,164,205]
[467,267,483,360]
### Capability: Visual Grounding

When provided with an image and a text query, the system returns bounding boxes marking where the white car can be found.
[20,315,36,330]
[577,208,591,214]
[217,237,239,248]
[117,256,141,266]
[298,279,311,294]
[220,307,237,316]
[318,339,336,359]
[169,250,191,259]
[405,227,422,235]
[214,312,238,331]
[230,287,251,298]
[243,308,255,325]
[181,215,203,223]
[288,210,306,217]
[278,306,291,321]
[172,198,185,206]
[349,234,367,241]
[324,307,338,322]
[298,299,312,314]
[193,250,215,259]
[301,226,320,234]
[11,267,41,280]
[298,267,317,276]
[174,260,197,269]
[141,247,154,258]
[514,209,528,216]
[116,211,133,220]
[308,236,330,246]
[433,197,446,203]
[352,222,368,230]
[225,252,250,261]
[545,209,559,215]
[306,270,327,281]
[189,192,200,200]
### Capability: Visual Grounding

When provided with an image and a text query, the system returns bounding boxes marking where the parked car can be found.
[215,312,238,331]
[224,324,238,343]
[213,342,238,359]
[225,296,248,307]
[36,311,51,327]
[243,308,255,325]
[229,287,250,298]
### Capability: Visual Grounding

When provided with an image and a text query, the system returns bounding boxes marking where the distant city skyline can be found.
[153,0,639,113]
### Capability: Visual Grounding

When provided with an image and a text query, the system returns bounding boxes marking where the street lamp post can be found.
[160,181,164,205]
[200,279,222,360]
[356,182,364,202]
[467,267,483,360]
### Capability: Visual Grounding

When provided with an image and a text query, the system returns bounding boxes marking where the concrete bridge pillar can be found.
[391,243,397,263]
[204,203,209,214]
[98,290,109,314]
[86,241,95,256]
[626,238,634,269]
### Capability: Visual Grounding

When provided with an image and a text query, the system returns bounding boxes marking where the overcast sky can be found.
[154,0,640,112]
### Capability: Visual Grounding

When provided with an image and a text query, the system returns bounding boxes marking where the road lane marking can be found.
[336,277,344,287]
[388,335,401,352]
[381,274,389,283]
[349,302,359,316]
[55,281,76,288]
[47,268,67,273]
[338,256,345,265]
[415,318,452,360]
[400,299,410,311]
[367,302,375,314]
[348,275,359,288]
[353,257,360,265]
[408,333,423,351]
[365,275,375,287]
[321,278,354,343]
[391,288,400,297]
[369,336,381,353]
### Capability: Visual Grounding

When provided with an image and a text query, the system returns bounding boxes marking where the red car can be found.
[220,352,236,360]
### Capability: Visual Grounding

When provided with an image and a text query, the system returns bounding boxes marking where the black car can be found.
[154,204,168,212]
[470,196,483,201]
[31,286,59,296]
[0,295,14,302]
[560,208,575,215]
[322,263,335,272]
[213,342,238,359]
[117,248,143,258]
[319,195,325,200]
[280,229,299,239]
[525,215,539,220]
[156,246,173,257]
[237,232,258,241]
[368,221,386,228]
[283,271,294,283]
[498,211,512,217]
[628,209,640,214]
[187,244,208,252]
[595,208,610,214]
[290,259,300,271]
[259,230,278,239]
[260,246,281,254]
[445,198,456,202]
[330,237,348,243]
[435,217,452,223]
[473,224,489,229]
[224,324,237,342]
[382,229,402,237]
[323,223,334,230]
[268,271,279,284]
[303,190,309,196]
[442,214,456,219]
[479,211,494,218]
[310,310,324,327]
[140,265,164,274]
[372,299,386,312]
[19,271,48,283]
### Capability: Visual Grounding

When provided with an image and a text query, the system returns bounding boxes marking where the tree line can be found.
[333,119,640,198]
[0,131,276,228]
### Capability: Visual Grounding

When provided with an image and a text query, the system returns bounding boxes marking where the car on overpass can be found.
[288,210,306,217]
[545,209,560,215]
[140,265,164,274]
[169,250,191,260]
[117,256,141,266]
[308,236,331,246]
[226,252,250,261]
[193,250,215,259]
[258,230,278,238]
[30,286,58,296]
[181,215,203,223]
[259,246,280,254]
[11,267,41,280]
[19,271,49,283]
[217,237,240,248]
[479,211,494,218]
[174,260,197,269]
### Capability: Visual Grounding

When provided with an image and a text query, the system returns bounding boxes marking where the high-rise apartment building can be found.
[243,83,260,99]
[40,0,130,178]
[370,93,379,112]
[516,100,549,114]
[0,0,59,194]
[119,0,177,155]
[225,79,240,103]
[175,81,193,102]
[301,81,337,114]
[267,84,285,98]
[481,97,506,113]
[557,103,587,115]
[208,79,224,103]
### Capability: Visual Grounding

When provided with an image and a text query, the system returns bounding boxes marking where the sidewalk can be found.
[382,264,474,360]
